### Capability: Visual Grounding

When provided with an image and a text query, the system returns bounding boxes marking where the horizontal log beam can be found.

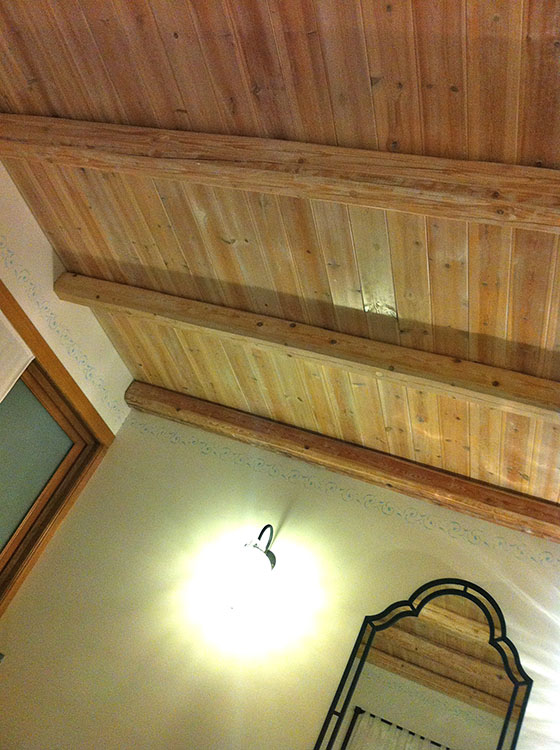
[124,381,560,542]
[414,604,491,644]
[364,647,511,718]
[1,114,560,232]
[55,272,560,422]
[371,628,510,700]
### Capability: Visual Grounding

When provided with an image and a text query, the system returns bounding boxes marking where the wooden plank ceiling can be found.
[1,1,560,535]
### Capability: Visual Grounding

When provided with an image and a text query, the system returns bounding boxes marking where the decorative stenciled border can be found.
[127,413,560,572]
[3,230,558,572]
[0,237,128,423]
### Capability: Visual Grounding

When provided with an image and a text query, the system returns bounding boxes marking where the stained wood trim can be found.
[56,272,560,422]
[124,382,560,543]
[0,281,113,614]
[1,114,560,232]
[0,278,114,446]
[0,443,107,616]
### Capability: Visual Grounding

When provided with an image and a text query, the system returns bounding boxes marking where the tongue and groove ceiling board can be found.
[1,0,560,534]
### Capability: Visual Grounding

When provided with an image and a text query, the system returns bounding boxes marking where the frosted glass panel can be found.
[0,379,73,550]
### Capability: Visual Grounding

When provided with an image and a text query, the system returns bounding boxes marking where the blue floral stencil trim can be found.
[0,237,128,422]
[127,414,560,571]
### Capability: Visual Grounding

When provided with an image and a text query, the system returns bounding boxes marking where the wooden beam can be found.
[124,381,560,542]
[55,272,560,422]
[1,114,560,232]
[414,604,491,644]
[364,648,511,718]
[372,628,509,699]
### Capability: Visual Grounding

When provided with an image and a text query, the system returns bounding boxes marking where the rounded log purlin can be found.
[1,114,560,233]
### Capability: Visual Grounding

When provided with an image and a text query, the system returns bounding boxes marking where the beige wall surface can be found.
[0,411,559,750]
[0,163,131,433]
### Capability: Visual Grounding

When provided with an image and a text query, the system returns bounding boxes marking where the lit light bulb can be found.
[176,525,325,658]
[225,534,275,612]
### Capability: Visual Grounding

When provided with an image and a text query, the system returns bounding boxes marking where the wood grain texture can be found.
[124,382,560,543]
[2,114,560,232]
[55,272,560,423]
[2,1,560,535]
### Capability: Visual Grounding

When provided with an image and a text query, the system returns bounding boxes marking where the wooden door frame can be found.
[0,279,114,614]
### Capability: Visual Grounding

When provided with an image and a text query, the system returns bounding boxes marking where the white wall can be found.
[336,660,503,749]
[0,163,130,433]
[1,412,559,749]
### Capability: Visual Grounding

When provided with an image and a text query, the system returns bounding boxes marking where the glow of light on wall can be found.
[174,526,325,659]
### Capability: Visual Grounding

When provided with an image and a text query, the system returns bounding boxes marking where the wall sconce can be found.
[227,524,276,611]
[181,523,324,657]
[247,524,276,570]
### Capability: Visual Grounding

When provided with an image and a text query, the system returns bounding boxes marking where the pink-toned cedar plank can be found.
[413,0,468,159]
[506,230,557,377]
[133,320,188,394]
[540,237,560,380]
[148,0,225,134]
[518,0,560,168]
[39,164,122,281]
[271,349,322,434]
[0,6,53,114]
[310,201,369,337]
[274,196,338,331]
[499,412,535,495]
[118,173,203,300]
[246,344,299,427]
[224,0,303,141]
[469,403,503,486]
[439,395,470,477]
[112,0,191,130]
[46,0,129,123]
[243,192,310,324]
[360,0,424,154]
[296,358,343,440]
[1,1,86,120]
[104,172,200,298]
[427,218,469,358]
[218,338,276,420]
[468,224,512,369]
[266,0,337,145]
[151,178,228,307]
[178,183,256,313]
[197,186,286,319]
[377,380,414,460]
[466,0,524,163]
[187,0,262,136]
[77,0,159,126]
[407,387,444,468]
[313,0,378,149]
[321,364,363,446]
[2,159,92,276]
[170,328,227,405]
[194,331,253,411]
[69,168,162,290]
[349,376,390,454]
[530,420,560,502]
[347,207,400,345]
[386,212,433,351]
